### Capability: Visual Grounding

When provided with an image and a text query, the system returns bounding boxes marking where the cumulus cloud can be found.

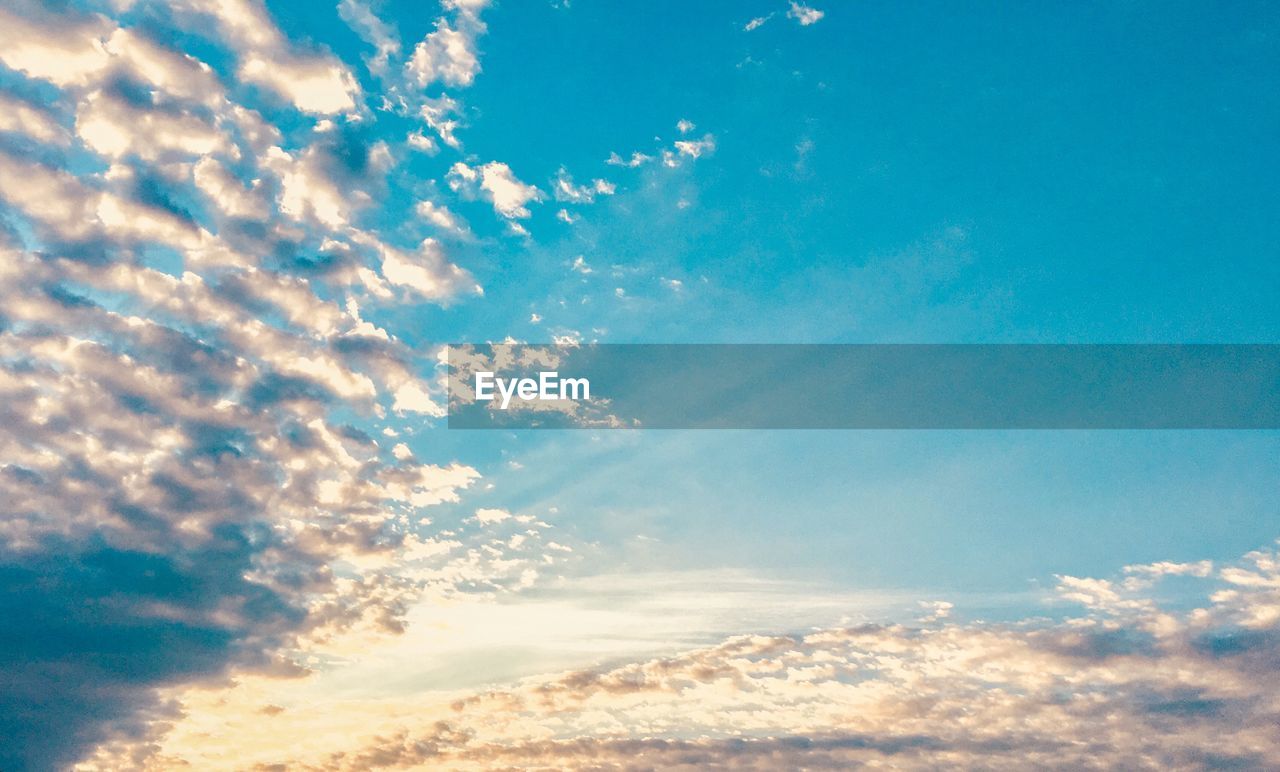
[447,160,542,220]
[0,92,70,145]
[172,0,361,114]
[372,236,480,300]
[406,0,490,88]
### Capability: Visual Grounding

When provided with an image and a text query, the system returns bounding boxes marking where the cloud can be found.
[419,94,465,150]
[552,168,616,204]
[447,161,542,220]
[416,199,469,237]
[787,2,825,26]
[0,5,113,87]
[75,88,231,161]
[338,0,402,76]
[606,150,653,168]
[0,92,70,146]
[609,128,715,172]
[744,14,773,31]
[473,508,513,525]
[173,0,361,114]
[406,1,490,88]
[79,542,1280,769]
[673,134,716,159]
[0,2,490,766]
[373,236,480,300]
[406,130,439,154]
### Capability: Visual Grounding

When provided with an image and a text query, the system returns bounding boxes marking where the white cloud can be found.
[337,0,401,76]
[419,94,464,150]
[0,7,112,87]
[91,542,1280,769]
[406,1,490,89]
[193,158,269,220]
[416,199,468,236]
[0,93,70,145]
[448,161,542,220]
[375,237,479,300]
[262,146,357,228]
[744,14,773,31]
[606,150,653,168]
[674,134,716,159]
[552,168,616,204]
[676,118,695,133]
[239,53,360,114]
[75,90,230,161]
[787,1,825,26]
[174,0,361,114]
[406,130,439,154]
[473,507,512,525]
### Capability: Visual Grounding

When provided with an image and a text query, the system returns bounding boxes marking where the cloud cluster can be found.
[74,541,1280,769]
[606,125,718,171]
[0,0,526,767]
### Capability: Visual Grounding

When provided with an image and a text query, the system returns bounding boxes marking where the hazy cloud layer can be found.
[78,542,1280,769]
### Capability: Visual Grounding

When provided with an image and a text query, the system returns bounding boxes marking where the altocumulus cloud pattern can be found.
[0,0,1278,769]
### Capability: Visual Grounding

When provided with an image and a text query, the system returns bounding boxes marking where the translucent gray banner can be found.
[446,344,1280,429]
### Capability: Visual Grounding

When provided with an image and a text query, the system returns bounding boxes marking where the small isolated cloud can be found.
[787,2,825,26]
[606,151,652,168]
[552,168,616,204]
[744,14,773,31]
[448,160,542,220]
[676,118,695,134]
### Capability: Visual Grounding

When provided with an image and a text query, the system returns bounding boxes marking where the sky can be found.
[0,0,1278,769]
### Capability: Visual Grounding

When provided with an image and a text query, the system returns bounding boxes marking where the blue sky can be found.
[1,0,1278,768]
